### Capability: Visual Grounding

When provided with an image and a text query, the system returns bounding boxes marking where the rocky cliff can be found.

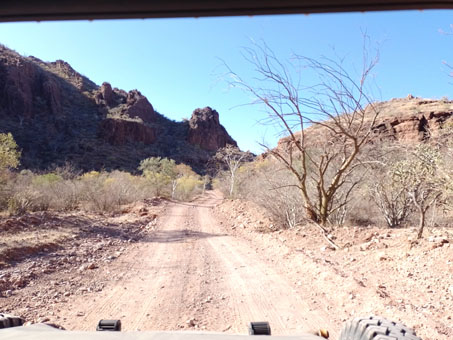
[0,45,236,172]
[370,97,453,142]
[187,107,237,151]
[274,97,453,154]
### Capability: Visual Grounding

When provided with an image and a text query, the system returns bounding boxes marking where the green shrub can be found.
[175,175,203,200]
[32,173,63,185]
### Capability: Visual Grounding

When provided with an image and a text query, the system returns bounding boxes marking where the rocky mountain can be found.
[0,45,237,172]
[275,96,453,153]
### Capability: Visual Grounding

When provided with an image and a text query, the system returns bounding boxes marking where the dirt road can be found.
[59,191,333,335]
[2,191,451,339]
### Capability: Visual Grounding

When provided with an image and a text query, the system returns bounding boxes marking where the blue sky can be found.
[0,10,452,153]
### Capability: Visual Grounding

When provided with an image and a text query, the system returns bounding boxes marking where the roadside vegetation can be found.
[214,42,452,243]
[216,141,452,239]
[0,133,204,215]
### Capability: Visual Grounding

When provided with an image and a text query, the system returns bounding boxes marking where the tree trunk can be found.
[319,196,329,226]
[305,206,319,223]
[229,174,235,197]
[417,208,426,239]
[171,180,177,199]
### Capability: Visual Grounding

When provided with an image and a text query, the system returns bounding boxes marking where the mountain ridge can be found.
[0,45,237,173]
[273,96,453,155]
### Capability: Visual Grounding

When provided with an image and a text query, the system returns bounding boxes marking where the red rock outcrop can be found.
[99,118,156,146]
[42,78,62,116]
[271,98,453,156]
[368,98,453,142]
[94,84,156,123]
[0,46,62,120]
[49,60,96,92]
[95,84,158,145]
[372,111,453,142]
[187,107,237,151]
[99,82,115,107]
[124,90,155,123]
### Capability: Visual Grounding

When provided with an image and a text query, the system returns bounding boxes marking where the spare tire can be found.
[0,313,24,329]
[339,316,422,340]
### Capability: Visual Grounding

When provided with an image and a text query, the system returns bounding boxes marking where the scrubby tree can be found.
[225,42,380,234]
[139,157,200,199]
[393,145,448,239]
[214,145,253,197]
[0,132,20,171]
[139,157,173,196]
[236,159,306,229]
[172,163,198,199]
[371,169,412,228]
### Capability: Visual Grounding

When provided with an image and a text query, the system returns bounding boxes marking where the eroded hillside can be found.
[0,45,236,172]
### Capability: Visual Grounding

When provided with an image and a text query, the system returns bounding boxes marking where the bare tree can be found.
[371,177,412,229]
[237,159,306,229]
[225,42,380,234]
[214,145,253,197]
[394,145,447,239]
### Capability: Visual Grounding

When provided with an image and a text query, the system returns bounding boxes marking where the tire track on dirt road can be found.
[61,203,205,331]
[60,192,334,336]
[194,191,335,336]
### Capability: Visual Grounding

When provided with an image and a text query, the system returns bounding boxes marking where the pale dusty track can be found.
[60,191,334,336]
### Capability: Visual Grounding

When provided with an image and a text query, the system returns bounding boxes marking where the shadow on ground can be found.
[145,229,225,243]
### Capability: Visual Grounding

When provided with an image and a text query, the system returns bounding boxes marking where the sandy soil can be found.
[53,191,333,335]
[215,198,453,340]
[1,191,452,339]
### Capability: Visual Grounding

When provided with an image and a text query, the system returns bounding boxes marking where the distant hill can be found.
[274,96,453,154]
[0,45,237,173]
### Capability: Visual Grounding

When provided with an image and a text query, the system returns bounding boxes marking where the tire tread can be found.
[0,313,24,329]
[339,316,422,340]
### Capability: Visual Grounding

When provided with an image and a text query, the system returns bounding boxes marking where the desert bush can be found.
[4,170,146,214]
[234,159,306,229]
[141,171,171,197]
[0,133,21,210]
[6,171,76,214]
[7,171,45,214]
[393,145,448,238]
[78,170,150,212]
[212,171,233,196]
[51,180,80,211]
[229,155,384,230]
[370,167,413,228]
[174,175,203,200]
[212,145,254,197]
[139,157,173,197]
[7,188,41,215]
[139,157,202,200]
[0,133,20,171]
[2,159,200,215]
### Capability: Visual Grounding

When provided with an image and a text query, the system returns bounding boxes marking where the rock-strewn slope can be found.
[0,45,236,172]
